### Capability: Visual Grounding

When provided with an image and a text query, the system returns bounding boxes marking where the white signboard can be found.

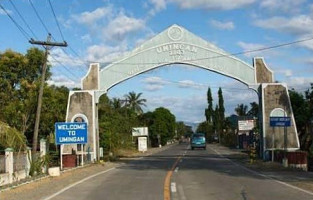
[238,120,255,131]
[138,137,147,152]
[132,127,148,137]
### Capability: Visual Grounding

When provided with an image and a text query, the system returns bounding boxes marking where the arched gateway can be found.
[66,25,299,161]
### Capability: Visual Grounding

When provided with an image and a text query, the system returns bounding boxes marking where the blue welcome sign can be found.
[55,122,88,144]
[270,117,291,127]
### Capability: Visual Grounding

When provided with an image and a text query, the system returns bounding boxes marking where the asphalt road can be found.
[42,143,313,200]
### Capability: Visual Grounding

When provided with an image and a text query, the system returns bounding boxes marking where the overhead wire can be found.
[28,0,50,34]
[49,55,81,81]
[26,0,85,82]
[0,3,31,41]
[8,0,38,39]
[47,0,65,42]
[45,0,88,69]
[96,36,313,66]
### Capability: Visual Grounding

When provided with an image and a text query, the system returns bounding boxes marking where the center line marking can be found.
[164,156,182,200]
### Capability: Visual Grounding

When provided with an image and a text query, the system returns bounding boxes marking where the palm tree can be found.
[0,121,26,151]
[111,98,123,109]
[235,104,248,116]
[125,92,147,114]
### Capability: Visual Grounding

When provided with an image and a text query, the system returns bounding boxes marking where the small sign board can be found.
[55,122,88,144]
[270,117,291,127]
[238,120,255,131]
[132,127,148,137]
[138,137,147,152]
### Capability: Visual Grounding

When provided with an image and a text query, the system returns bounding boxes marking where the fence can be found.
[13,152,28,172]
[0,139,47,187]
[0,155,5,173]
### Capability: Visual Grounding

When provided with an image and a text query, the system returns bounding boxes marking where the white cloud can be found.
[169,0,256,10]
[146,95,207,123]
[81,34,92,43]
[85,43,128,63]
[148,0,167,15]
[259,0,306,14]
[103,12,146,41]
[0,9,12,15]
[254,15,313,36]
[285,76,313,91]
[47,75,80,88]
[210,19,235,30]
[237,41,266,57]
[144,84,165,91]
[296,35,313,51]
[142,76,169,91]
[72,6,112,26]
[49,48,86,67]
[178,80,206,89]
[275,69,293,77]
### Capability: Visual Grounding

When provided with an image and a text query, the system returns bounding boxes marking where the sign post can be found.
[55,122,88,170]
[270,116,291,165]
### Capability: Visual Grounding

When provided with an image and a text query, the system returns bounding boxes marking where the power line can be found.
[96,36,313,66]
[28,0,50,34]
[47,0,65,42]
[98,63,252,91]
[8,0,38,39]
[27,0,87,70]
[49,54,81,80]
[0,3,31,41]
[0,2,81,86]
[59,48,89,70]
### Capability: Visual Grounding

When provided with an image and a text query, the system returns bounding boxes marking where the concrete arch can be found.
[97,25,257,92]
[66,24,299,161]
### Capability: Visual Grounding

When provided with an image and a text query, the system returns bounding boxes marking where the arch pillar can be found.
[65,90,98,161]
[259,83,300,159]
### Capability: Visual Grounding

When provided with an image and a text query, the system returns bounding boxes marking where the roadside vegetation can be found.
[0,48,192,159]
[198,85,313,161]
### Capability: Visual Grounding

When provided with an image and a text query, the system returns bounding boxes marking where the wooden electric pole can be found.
[29,33,67,152]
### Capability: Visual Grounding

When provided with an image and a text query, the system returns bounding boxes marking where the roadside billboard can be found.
[138,137,147,152]
[132,127,148,137]
[238,120,255,131]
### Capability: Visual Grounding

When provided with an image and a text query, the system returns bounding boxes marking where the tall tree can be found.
[235,104,248,116]
[216,88,225,143]
[217,87,225,125]
[205,87,213,123]
[125,91,147,114]
[148,107,176,146]
[0,48,45,137]
[247,102,259,118]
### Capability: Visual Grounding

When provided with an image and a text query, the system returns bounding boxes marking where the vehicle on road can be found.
[190,133,206,150]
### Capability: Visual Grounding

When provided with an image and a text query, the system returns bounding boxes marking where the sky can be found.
[1,0,313,124]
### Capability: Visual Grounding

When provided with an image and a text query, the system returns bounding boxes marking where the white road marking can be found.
[174,167,179,173]
[208,146,313,196]
[42,167,116,200]
[171,182,177,193]
[180,159,183,163]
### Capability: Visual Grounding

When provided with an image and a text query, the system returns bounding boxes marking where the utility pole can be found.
[29,33,67,152]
